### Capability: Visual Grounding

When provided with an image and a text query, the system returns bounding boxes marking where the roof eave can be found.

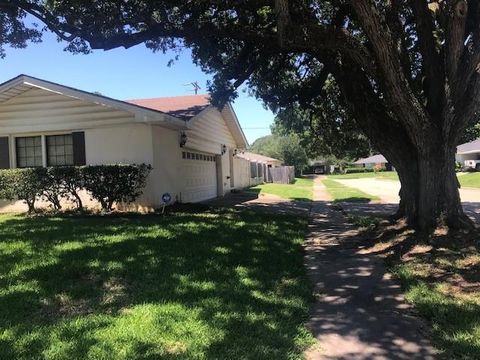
[0,74,188,129]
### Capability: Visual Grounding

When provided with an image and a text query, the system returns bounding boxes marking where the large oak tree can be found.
[5,0,480,230]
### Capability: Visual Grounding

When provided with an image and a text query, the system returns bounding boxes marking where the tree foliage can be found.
[0,4,41,58]
[250,133,308,172]
[272,106,373,161]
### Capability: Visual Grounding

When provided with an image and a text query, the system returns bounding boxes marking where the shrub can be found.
[0,168,48,213]
[0,164,152,214]
[344,167,375,174]
[82,164,152,211]
[50,166,84,211]
[42,167,66,210]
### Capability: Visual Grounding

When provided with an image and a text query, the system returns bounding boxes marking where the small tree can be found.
[250,134,308,173]
[42,167,65,210]
[54,166,84,211]
[0,168,47,214]
[82,164,152,212]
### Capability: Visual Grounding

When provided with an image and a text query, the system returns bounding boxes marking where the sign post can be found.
[161,193,172,214]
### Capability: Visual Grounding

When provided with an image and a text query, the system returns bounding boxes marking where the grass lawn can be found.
[391,242,480,359]
[328,171,399,181]
[458,172,480,188]
[0,209,314,359]
[249,177,314,201]
[322,179,379,203]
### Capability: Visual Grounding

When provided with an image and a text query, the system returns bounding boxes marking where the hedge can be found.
[344,167,376,174]
[0,164,152,213]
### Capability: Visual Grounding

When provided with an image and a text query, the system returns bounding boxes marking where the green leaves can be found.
[250,134,308,172]
[82,164,152,211]
[0,164,152,213]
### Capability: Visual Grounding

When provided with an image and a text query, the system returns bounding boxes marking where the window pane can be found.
[16,136,42,168]
[34,156,43,167]
[46,134,74,166]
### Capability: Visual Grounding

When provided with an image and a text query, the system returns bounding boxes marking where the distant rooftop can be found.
[237,151,282,164]
[457,138,480,154]
[354,154,388,164]
[127,94,211,120]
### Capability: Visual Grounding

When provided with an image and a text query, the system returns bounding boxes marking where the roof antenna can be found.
[183,81,201,95]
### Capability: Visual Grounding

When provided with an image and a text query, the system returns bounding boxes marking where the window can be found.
[257,163,263,178]
[47,134,74,166]
[182,151,215,162]
[250,162,257,178]
[16,136,42,168]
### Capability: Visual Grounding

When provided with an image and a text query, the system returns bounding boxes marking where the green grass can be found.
[322,179,379,203]
[392,263,480,359]
[249,177,314,201]
[458,172,480,188]
[328,171,399,180]
[0,210,314,359]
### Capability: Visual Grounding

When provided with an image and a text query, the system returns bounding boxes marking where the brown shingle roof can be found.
[126,94,210,120]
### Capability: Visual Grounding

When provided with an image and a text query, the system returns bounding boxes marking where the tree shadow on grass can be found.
[353,215,480,359]
[0,210,312,359]
[334,197,374,203]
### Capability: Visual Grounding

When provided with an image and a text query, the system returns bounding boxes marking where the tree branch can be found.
[446,0,468,83]
[351,0,431,144]
[410,0,445,119]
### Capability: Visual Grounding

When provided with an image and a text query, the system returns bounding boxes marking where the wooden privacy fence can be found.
[269,166,295,184]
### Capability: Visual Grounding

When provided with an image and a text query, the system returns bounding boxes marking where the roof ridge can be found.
[126,94,210,101]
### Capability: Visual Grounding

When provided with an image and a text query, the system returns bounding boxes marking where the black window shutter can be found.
[72,132,86,166]
[0,137,10,169]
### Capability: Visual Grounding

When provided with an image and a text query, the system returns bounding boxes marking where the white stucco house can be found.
[236,151,283,183]
[0,74,265,211]
[456,138,480,168]
[353,154,392,170]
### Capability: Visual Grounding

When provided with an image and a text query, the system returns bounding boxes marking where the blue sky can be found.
[1,30,274,144]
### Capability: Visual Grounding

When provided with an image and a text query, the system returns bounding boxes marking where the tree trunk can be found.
[394,141,471,231]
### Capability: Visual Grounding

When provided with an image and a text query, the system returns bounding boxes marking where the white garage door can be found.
[180,151,218,203]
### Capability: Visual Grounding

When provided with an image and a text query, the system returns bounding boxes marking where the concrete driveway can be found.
[335,178,480,223]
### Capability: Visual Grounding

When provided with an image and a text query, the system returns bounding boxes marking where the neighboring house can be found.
[307,159,333,175]
[354,154,392,171]
[0,74,267,211]
[456,138,480,168]
[236,151,282,183]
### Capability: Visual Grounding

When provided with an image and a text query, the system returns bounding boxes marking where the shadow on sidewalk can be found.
[205,190,312,216]
[304,200,439,360]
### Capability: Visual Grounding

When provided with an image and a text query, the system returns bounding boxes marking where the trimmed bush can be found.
[42,167,66,210]
[82,164,152,211]
[0,168,48,213]
[0,164,152,213]
[48,166,84,211]
[344,167,375,174]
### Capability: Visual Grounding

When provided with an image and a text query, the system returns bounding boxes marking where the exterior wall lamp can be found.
[221,144,227,155]
[180,131,188,147]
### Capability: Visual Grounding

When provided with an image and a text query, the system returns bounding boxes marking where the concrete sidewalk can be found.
[304,176,439,360]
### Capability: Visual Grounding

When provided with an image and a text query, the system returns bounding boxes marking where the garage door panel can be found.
[181,151,217,203]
